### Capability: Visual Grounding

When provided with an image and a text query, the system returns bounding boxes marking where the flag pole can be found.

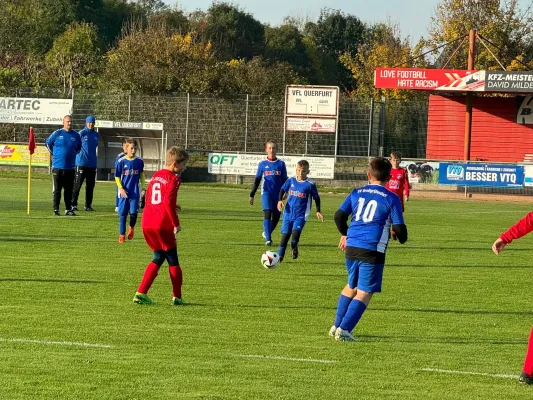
[27,153,32,214]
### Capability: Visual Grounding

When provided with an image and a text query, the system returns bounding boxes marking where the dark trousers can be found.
[72,166,96,208]
[52,168,75,211]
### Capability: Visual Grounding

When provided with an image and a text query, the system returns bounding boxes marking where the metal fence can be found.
[0,88,429,160]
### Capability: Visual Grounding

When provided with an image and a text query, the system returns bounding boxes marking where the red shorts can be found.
[143,228,176,251]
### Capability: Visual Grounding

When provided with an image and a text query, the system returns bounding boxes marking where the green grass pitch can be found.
[1,175,533,399]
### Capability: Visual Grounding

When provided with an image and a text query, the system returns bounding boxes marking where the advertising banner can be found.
[208,153,335,179]
[486,71,533,93]
[438,163,524,187]
[0,144,50,166]
[0,97,73,125]
[285,117,336,133]
[374,68,485,91]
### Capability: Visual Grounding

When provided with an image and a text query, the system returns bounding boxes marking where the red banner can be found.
[374,68,485,92]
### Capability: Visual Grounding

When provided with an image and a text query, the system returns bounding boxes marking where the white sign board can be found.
[95,120,164,130]
[286,117,337,133]
[0,97,73,125]
[285,85,339,116]
[208,153,335,179]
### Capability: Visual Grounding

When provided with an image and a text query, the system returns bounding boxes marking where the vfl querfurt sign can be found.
[208,153,335,179]
[0,97,73,125]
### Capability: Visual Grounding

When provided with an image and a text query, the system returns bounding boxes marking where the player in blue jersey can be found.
[45,115,82,216]
[115,138,145,243]
[71,116,99,212]
[249,141,287,246]
[276,160,323,261]
[330,157,407,342]
[114,138,127,212]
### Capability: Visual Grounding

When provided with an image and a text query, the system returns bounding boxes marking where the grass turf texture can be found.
[1,176,533,399]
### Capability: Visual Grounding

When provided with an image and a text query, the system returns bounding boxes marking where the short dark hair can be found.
[297,160,309,169]
[369,157,392,182]
[124,137,137,146]
[390,151,401,159]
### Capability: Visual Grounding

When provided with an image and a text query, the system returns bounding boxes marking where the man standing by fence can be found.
[46,115,82,216]
[71,115,99,212]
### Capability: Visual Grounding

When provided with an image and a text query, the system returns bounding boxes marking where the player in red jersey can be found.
[385,152,410,240]
[133,146,189,306]
[493,211,533,385]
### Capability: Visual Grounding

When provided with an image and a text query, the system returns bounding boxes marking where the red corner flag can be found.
[28,127,36,155]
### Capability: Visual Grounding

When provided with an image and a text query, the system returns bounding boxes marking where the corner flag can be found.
[28,127,36,155]
[27,127,35,214]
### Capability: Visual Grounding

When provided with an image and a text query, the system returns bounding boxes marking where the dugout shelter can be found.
[95,120,167,181]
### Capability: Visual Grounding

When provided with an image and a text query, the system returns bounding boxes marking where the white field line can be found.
[421,368,518,379]
[0,337,113,349]
[237,354,337,364]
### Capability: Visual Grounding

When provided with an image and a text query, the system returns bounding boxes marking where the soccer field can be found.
[1,176,533,399]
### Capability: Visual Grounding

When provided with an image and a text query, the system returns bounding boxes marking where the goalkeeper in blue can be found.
[330,157,407,342]
[276,160,323,261]
[249,141,287,246]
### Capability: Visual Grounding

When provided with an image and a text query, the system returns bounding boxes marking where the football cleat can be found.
[133,292,154,305]
[172,297,184,305]
[265,240,272,246]
[335,327,358,342]
[119,235,125,243]
[65,210,77,216]
[292,244,299,259]
[127,227,135,240]
[84,206,95,212]
[114,207,119,213]
[71,206,78,212]
[328,325,337,337]
[54,210,60,216]
[262,232,267,239]
[519,371,533,385]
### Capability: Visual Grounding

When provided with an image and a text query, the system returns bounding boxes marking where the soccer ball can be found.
[261,250,280,269]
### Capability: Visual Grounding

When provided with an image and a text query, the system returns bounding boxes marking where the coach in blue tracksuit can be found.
[46,115,82,216]
[71,115,99,212]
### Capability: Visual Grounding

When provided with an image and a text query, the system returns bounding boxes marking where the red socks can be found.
[169,265,183,298]
[137,262,160,294]
[523,327,533,374]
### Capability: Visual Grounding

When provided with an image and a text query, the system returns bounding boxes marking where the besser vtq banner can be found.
[439,163,524,188]
[208,153,335,179]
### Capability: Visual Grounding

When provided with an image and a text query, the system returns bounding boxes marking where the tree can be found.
[45,22,100,95]
[204,2,265,61]
[305,8,368,91]
[425,0,533,69]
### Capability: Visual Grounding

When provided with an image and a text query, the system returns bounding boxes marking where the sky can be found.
[163,0,444,43]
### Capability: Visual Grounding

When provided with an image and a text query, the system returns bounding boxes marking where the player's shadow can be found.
[0,277,105,284]
[356,334,526,345]
[371,306,533,316]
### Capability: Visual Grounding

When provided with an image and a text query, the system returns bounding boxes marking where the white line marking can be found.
[421,368,518,379]
[0,337,113,349]
[237,354,337,364]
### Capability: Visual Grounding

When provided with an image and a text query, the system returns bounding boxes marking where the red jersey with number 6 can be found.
[386,167,410,203]
[141,169,181,231]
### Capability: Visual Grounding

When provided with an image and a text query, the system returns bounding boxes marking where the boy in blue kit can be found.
[114,138,127,213]
[277,160,323,261]
[330,157,407,342]
[115,138,145,243]
[249,141,287,246]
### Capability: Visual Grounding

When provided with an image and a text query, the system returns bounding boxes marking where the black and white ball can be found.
[261,250,280,269]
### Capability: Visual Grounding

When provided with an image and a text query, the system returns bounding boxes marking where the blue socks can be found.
[263,219,272,241]
[339,299,367,332]
[334,294,352,327]
[119,215,127,235]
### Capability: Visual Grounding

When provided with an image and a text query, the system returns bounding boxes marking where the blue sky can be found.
[164,0,443,42]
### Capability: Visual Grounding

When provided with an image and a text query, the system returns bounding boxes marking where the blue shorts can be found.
[261,193,280,215]
[280,217,306,234]
[118,197,139,216]
[345,260,384,293]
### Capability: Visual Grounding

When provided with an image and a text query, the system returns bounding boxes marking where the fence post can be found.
[185,92,190,149]
[367,98,375,158]
[379,97,386,157]
[244,94,249,153]
[128,90,131,121]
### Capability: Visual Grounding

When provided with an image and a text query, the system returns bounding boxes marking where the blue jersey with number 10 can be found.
[339,184,404,253]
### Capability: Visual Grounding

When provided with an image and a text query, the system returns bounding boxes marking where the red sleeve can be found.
[164,176,180,228]
[500,211,533,243]
[403,168,410,196]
